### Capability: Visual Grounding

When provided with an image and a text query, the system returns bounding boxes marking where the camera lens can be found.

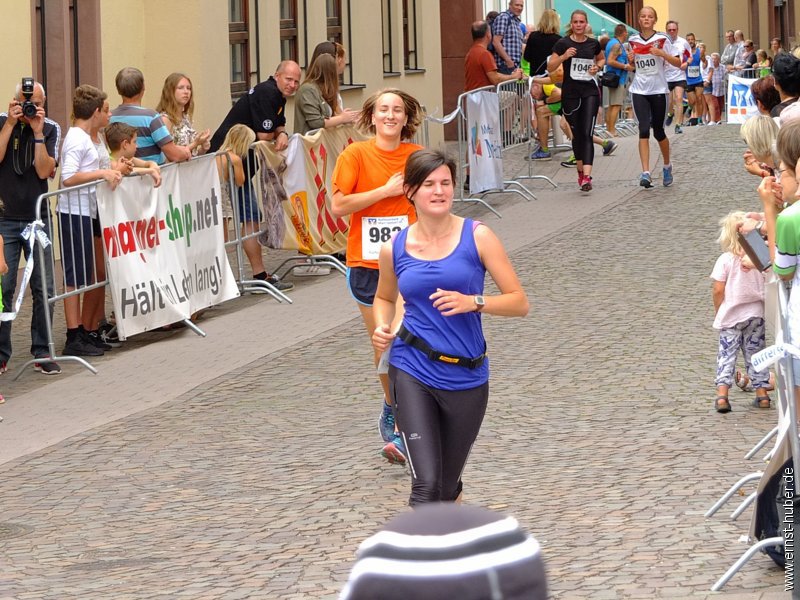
[21,101,37,118]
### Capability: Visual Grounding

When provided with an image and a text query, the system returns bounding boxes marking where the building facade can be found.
[2,0,797,148]
[2,0,445,147]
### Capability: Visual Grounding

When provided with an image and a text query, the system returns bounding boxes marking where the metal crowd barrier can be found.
[426,84,551,218]
[239,141,345,287]
[18,159,227,377]
[16,150,314,377]
[706,279,800,591]
[500,77,557,193]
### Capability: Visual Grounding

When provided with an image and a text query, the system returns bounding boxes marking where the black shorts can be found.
[668,80,687,91]
[686,82,704,93]
[347,266,379,306]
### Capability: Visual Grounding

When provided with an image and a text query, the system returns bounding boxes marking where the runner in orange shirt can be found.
[332,89,424,464]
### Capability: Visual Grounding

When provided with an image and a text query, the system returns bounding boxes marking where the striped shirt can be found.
[109,104,172,164]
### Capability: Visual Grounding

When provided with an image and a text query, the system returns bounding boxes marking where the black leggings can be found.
[631,92,668,141]
[562,92,600,166]
[389,365,489,506]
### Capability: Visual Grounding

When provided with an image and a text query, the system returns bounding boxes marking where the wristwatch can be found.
[474,295,485,312]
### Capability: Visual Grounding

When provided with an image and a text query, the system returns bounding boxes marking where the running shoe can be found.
[665,112,674,126]
[34,360,61,375]
[639,172,653,189]
[381,433,407,465]
[527,147,552,161]
[86,330,113,351]
[379,402,395,443]
[602,140,617,156]
[560,154,577,168]
[663,165,674,187]
[253,272,294,292]
[580,176,593,192]
[674,124,683,134]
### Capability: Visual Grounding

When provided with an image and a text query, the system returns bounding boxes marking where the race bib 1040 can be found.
[635,54,658,76]
[361,215,409,260]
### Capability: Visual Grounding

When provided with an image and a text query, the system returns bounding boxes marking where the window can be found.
[280,0,299,62]
[229,0,250,99]
[326,0,342,45]
[381,0,397,74]
[402,0,419,70]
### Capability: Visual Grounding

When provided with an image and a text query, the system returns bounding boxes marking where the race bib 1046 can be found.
[361,215,409,260]
[570,57,594,81]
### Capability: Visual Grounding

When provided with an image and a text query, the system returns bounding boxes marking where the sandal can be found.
[715,395,732,413]
[753,395,771,409]
[735,370,753,392]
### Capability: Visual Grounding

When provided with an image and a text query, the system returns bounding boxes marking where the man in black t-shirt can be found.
[209,60,301,153]
[208,61,302,292]
[0,80,61,374]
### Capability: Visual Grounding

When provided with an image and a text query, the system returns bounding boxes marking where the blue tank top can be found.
[389,218,489,390]
[686,48,703,85]
[604,38,628,86]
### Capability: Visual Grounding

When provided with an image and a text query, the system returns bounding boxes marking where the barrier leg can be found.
[710,536,784,591]
[705,471,764,518]
[729,491,757,520]
[744,425,779,459]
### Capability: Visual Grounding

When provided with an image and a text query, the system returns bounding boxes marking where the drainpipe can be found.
[718,0,724,54]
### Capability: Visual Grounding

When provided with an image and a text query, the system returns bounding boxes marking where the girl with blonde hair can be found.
[710,211,770,412]
[156,72,210,155]
[215,124,256,239]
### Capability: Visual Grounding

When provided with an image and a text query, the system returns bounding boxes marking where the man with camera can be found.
[0,78,61,375]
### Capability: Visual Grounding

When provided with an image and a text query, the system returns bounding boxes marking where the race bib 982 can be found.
[361,215,409,260]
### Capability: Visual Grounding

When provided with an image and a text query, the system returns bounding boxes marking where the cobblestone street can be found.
[0,124,791,598]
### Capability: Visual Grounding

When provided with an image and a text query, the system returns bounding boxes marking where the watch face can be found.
[475,295,485,306]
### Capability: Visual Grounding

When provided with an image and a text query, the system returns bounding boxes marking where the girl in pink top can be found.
[710,211,770,413]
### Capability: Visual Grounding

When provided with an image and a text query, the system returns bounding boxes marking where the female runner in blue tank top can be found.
[372,149,529,506]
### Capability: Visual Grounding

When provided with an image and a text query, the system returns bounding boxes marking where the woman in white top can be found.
[626,6,681,189]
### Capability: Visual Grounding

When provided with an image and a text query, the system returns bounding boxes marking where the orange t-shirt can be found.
[332,139,423,269]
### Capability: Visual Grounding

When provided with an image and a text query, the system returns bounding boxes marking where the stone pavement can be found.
[0,125,792,598]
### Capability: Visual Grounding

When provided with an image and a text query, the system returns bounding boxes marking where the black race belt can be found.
[397,324,486,369]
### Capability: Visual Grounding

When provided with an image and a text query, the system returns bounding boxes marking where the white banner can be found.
[96,155,239,339]
[466,91,503,194]
[726,75,759,124]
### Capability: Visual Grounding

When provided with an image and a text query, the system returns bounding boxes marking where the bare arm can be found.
[429,224,529,317]
[487,68,523,85]
[607,45,631,71]
[372,242,400,353]
[161,141,191,163]
[62,169,122,189]
[547,48,576,73]
[473,225,529,316]
[331,172,404,218]
[712,280,725,314]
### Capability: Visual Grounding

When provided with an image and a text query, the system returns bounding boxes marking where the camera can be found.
[20,77,37,119]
